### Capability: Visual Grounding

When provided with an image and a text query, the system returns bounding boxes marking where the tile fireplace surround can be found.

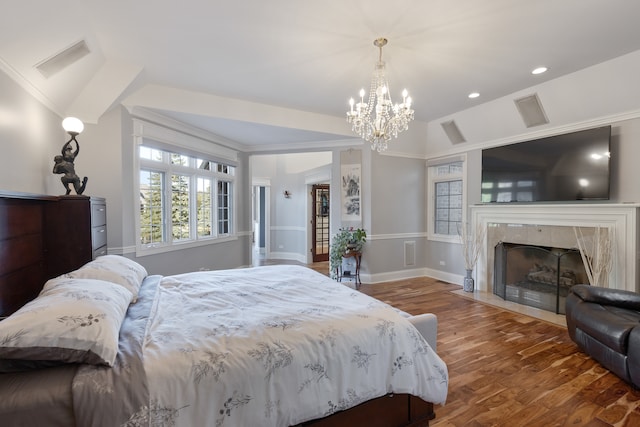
[470,203,640,296]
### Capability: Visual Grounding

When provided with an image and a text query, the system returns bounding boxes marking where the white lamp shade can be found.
[62,117,84,135]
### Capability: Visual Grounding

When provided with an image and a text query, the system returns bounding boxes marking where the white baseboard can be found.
[423,268,464,286]
[363,267,464,286]
[364,268,428,284]
[268,252,307,264]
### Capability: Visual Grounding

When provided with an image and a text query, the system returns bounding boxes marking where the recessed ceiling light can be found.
[468,92,480,99]
[532,67,548,75]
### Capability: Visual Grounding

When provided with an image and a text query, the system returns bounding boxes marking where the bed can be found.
[0,193,448,426]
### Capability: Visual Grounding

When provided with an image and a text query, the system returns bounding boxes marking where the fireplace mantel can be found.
[470,203,640,293]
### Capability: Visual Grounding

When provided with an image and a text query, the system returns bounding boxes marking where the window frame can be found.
[427,154,467,244]
[135,143,237,257]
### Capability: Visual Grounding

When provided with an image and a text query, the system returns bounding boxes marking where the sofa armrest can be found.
[407,313,438,352]
[626,326,640,388]
[571,284,640,311]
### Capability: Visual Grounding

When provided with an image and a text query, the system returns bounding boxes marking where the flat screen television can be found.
[481,125,611,203]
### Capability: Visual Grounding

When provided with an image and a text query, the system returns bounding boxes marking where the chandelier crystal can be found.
[346,38,414,152]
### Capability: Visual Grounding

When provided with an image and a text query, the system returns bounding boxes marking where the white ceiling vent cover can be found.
[514,93,549,128]
[35,40,90,78]
[440,120,466,144]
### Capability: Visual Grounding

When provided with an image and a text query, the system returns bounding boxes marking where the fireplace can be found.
[469,203,640,297]
[493,242,588,314]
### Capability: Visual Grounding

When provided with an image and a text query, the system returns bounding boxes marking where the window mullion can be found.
[189,174,197,240]
[212,178,219,238]
[164,171,172,244]
[208,178,215,238]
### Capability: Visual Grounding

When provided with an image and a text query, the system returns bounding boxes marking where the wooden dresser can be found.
[45,195,107,278]
[0,192,107,316]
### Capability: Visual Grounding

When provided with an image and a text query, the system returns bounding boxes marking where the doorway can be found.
[311,184,330,262]
[252,184,270,265]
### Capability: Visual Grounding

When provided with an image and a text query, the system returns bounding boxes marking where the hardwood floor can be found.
[286,260,640,426]
[357,276,640,427]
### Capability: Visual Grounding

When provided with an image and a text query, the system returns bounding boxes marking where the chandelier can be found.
[347,38,414,152]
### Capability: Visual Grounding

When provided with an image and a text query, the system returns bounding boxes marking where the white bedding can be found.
[142,265,448,426]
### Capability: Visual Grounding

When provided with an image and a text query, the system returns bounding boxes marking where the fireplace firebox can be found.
[493,242,588,314]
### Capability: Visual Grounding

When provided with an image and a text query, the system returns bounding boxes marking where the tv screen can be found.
[481,126,611,203]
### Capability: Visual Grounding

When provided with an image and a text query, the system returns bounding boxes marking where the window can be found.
[427,156,466,242]
[196,178,212,238]
[137,145,235,253]
[139,169,164,245]
[171,174,190,240]
[217,180,232,235]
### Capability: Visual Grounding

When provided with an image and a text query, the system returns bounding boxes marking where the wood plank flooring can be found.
[356,276,640,427]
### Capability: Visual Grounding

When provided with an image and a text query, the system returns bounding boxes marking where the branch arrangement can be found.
[458,222,486,271]
[574,226,613,287]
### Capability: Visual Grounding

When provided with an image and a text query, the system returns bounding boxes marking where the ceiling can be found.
[3,0,640,150]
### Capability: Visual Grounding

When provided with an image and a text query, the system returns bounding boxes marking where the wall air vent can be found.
[514,93,549,128]
[404,241,416,267]
[35,40,90,78]
[440,120,466,144]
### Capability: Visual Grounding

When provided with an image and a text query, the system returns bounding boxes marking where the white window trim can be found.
[133,134,237,258]
[426,154,467,244]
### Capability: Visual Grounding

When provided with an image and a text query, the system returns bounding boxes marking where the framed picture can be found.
[341,163,361,221]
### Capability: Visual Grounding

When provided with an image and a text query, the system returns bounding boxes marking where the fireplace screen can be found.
[493,242,588,314]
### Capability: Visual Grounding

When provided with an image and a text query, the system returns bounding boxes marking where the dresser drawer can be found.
[93,245,108,259]
[92,225,107,249]
[91,203,107,226]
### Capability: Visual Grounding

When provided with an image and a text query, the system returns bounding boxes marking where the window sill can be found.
[427,234,461,244]
[136,234,238,257]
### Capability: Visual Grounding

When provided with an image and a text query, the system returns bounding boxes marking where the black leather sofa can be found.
[565,285,640,388]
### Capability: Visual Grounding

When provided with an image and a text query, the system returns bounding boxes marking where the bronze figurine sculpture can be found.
[53,118,88,195]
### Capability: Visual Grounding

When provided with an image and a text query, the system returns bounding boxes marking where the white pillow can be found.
[65,255,147,303]
[0,278,132,370]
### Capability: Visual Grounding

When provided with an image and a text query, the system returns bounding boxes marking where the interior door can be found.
[311,184,330,262]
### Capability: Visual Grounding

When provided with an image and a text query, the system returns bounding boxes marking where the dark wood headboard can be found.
[0,191,92,318]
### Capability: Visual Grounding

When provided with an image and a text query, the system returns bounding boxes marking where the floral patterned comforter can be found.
[73,265,448,426]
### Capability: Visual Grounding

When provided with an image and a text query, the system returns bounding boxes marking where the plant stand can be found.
[336,251,362,289]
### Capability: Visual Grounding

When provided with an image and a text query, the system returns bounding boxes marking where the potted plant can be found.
[330,227,366,280]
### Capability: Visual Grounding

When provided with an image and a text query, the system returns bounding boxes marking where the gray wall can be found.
[3,58,640,283]
[419,50,640,284]
[251,152,332,262]
[0,69,64,194]
[364,154,428,278]
[424,118,640,283]
[0,70,253,276]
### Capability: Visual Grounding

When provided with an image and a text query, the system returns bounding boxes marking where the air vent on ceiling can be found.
[440,120,466,144]
[514,93,549,128]
[35,40,90,78]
